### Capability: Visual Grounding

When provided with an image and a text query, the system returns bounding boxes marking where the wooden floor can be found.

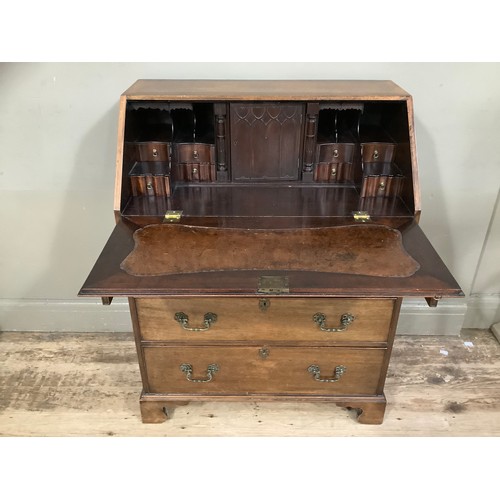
[1,328,499,436]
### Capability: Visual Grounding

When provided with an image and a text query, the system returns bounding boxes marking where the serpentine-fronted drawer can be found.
[134,298,395,342]
[143,345,386,395]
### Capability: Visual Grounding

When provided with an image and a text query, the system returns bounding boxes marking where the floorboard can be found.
[1,329,499,436]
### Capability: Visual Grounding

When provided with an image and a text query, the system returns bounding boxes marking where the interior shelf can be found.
[122,184,412,222]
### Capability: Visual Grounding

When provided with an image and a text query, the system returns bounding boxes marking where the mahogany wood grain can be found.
[172,163,216,182]
[134,297,395,343]
[375,297,402,394]
[230,103,304,181]
[143,346,386,395]
[121,80,412,101]
[360,174,404,198]
[140,397,189,423]
[316,143,355,164]
[121,215,416,230]
[127,141,171,162]
[336,396,387,424]
[361,142,396,163]
[314,163,354,183]
[113,80,420,221]
[114,95,127,221]
[173,143,214,163]
[122,185,413,219]
[129,298,151,393]
[406,96,421,218]
[140,399,168,423]
[129,163,171,197]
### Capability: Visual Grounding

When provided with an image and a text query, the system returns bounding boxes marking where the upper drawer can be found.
[173,143,215,164]
[127,141,171,162]
[134,297,395,343]
[316,143,355,164]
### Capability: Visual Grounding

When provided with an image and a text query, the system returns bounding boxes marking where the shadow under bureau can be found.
[79,80,462,424]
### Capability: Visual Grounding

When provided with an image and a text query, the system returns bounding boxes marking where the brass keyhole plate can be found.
[259,298,270,311]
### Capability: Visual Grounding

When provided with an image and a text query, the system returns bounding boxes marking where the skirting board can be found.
[0,298,132,333]
[397,298,467,336]
[491,323,500,344]
[462,294,500,330]
[1,297,468,335]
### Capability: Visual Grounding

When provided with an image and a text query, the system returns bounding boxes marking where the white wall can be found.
[1,62,499,332]
[463,187,500,329]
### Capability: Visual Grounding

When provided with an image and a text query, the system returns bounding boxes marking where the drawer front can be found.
[135,298,395,342]
[360,174,404,198]
[129,142,171,162]
[316,143,355,164]
[174,143,215,164]
[173,161,216,182]
[130,173,171,197]
[361,142,396,163]
[314,162,354,183]
[144,346,386,395]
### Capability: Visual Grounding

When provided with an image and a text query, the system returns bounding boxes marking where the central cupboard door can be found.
[230,103,304,181]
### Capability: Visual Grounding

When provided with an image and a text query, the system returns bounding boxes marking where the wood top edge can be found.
[121,79,412,100]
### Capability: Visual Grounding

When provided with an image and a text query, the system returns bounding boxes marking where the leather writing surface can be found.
[120,224,420,278]
[79,221,462,297]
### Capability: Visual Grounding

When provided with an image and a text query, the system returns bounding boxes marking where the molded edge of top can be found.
[121,79,412,101]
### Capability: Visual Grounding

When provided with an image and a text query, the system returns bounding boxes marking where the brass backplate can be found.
[258,275,289,294]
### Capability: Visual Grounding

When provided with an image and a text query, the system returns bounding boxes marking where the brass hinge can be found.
[258,275,290,294]
[164,210,183,222]
[352,211,371,222]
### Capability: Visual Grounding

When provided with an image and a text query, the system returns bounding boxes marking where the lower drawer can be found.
[143,346,386,395]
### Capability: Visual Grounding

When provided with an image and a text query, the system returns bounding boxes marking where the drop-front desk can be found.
[80,80,462,424]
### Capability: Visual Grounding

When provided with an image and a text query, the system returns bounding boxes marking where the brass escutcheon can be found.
[373,150,379,160]
[259,298,270,311]
[152,148,158,157]
[258,347,270,359]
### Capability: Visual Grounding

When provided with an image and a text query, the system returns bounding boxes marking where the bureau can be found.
[80,80,462,424]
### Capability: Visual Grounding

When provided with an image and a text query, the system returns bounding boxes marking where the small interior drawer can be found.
[129,161,171,196]
[172,162,216,182]
[361,142,396,163]
[360,163,404,198]
[316,143,355,164]
[313,162,354,183]
[173,143,215,164]
[127,141,171,162]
